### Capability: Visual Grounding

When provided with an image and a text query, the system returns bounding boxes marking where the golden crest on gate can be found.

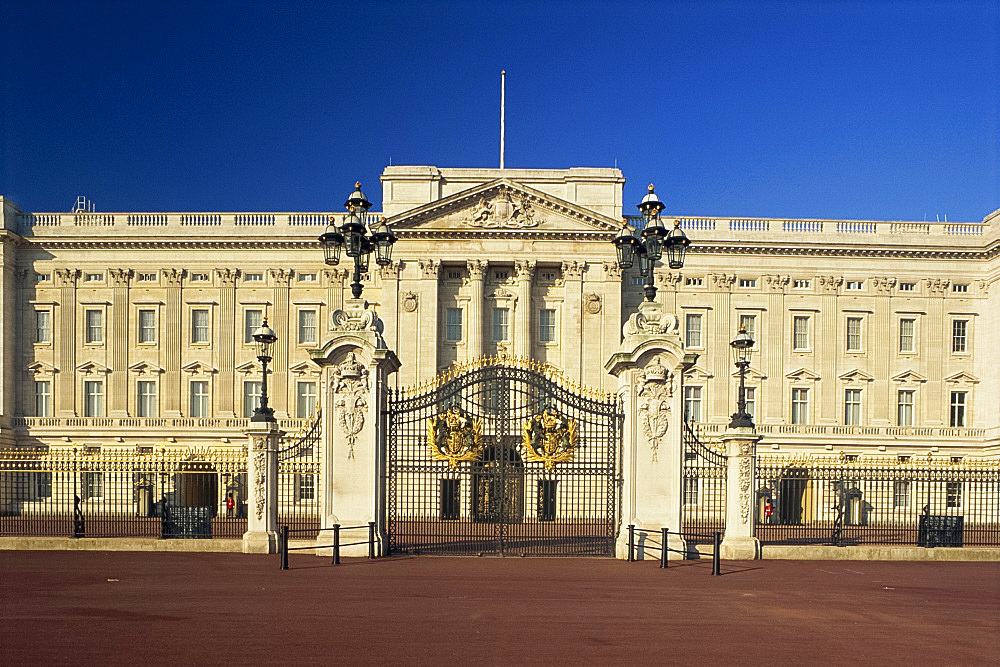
[427,408,484,468]
[522,409,579,470]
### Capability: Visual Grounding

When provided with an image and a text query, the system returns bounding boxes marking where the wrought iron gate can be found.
[681,421,727,545]
[387,358,621,556]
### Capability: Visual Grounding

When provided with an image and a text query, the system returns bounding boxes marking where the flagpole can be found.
[500,70,505,170]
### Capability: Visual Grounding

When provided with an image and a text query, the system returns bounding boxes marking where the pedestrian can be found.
[226,493,235,518]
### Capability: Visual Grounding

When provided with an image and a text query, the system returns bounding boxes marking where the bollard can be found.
[279,525,289,570]
[627,524,635,562]
[333,524,341,565]
[368,521,376,559]
[712,531,721,576]
[660,527,668,569]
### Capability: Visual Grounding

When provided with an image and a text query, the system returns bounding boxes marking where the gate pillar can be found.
[720,427,762,559]
[606,302,692,561]
[243,421,284,553]
[311,299,400,557]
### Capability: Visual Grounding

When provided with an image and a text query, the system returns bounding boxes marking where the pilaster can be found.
[709,273,735,421]
[514,259,535,359]
[378,261,403,353]
[561,261,585,382]
[270,269,292,418]
[417,259,439,380]
[763,275,788,424]
[216,268,238,417]
[871,277,896,424]
[109,268,131,417]
[55,268,79,417]
[467,260,487,361]
[162,268,184,417]
[719,426,761,559]
[243,420,283,553]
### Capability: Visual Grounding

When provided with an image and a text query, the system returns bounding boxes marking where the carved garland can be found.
[738,441,754,525]
[251,436,267,521]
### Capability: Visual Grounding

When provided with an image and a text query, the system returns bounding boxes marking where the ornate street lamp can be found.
[319,182,397,299]
[250,318,277,422]
[613,184,691,301]
[729,326,754,428]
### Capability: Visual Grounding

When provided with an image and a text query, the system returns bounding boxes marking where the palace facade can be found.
[0,164,997,460]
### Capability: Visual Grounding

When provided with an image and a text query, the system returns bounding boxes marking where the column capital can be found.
[602,261,622,281]
[561,261,585,280]
[514,259,536,281]
[378,260,403,280]
[215,268,239,286]
[54,268,80,287]
[108,268,132,287]
[269,268,293,286]
[419,259,440,278]
[467,259,488,279]
[162,268,185,287]
[764,274,790,293]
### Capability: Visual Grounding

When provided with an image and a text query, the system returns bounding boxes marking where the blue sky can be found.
[2,1,997,221]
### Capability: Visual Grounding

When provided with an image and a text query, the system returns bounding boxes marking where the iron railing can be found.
[277,412,322,538]
[681,421,727,544]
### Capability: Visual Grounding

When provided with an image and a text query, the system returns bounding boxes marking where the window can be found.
[84,272,103,283]
[897,390,914,426]
[136,272,157,282]
[793,279,811,289]
[244,272,264,282]
[244,381,262,418]
[540,271,556,281]
[35,310,51,343]
[899,282,915,292]
[539,308,556,343]
[537,480,557,521]
[445,308,463,342]
[190,381,209,418]
[893,481,910,508]
[684,277,703,287]
[946,482,962,508]
[492,308,509,341]
[138,309,156,343]
[952,283,968,293]
[949,391,966,427]
[630,277,643,286]
[191,309,210,344]
[899,318,915,353]
[296,381,317,419]
[739,314,756,343]
[35,272,51,283]
[744,387,756,419]
[952,320,968,353]
[738,278,756,288]
[244,309,263,343]
[791,388,808,425]
[846,281,863,290]
[298,309,317,344]
[189,272,209,282]
[683,477,699,505]
[85,309,103,343]
[844,388,862,425]
[446,270,462,280]
[296,474,316,501]
[440,479,461,520]
[297,272,317,282]
[82,472,104,499]
[494,270,508,280]
[685,313,702,348]
[21,472,52,500]
[683,386,702,422]
[846,317,863,351]
[83,381,104,417]
[793,316,809,350]
[34,381,51,417]
[137,381,157,418]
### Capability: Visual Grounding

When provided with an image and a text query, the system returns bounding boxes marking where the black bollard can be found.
[660,527,668,568]
[280,525,289,570]
[333,524,341,565]
[628,524,635,562]
[712,531,721,576]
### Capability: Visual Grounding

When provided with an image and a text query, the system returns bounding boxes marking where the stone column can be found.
[709,274,736,420]
[467,260,487,361]
[270,269,292,418]
[562,261,585,382]
[0,254,19,445]
[216,269,238,417]
[514,260,535,359]
[606,302,688,561]
[416,260,439,380]
[871,277,896,424]
[243,420,284,553]
[378,261,402,354]
[161,269,184,417]
[763,275,788,424]
[55,269,79,417]
[720,426,762,559]
[108,269,131,417]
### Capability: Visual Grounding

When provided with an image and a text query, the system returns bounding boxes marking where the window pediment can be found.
[786,367,820,382]
[683,365,714,381]
[182,361,218,376]
[891,370,927,384]
[944,371,979,385]
[129,361,165,375]
[289,361,321,377]
[838,368,875,383]
[77,361,111,375]
[26,361,57,376]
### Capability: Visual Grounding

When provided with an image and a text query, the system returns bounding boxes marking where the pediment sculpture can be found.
[466,189,541,228]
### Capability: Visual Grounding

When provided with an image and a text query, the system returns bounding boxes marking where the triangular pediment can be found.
[386,179,622,235]
[786,367,820,382]
[838,368,875,383]
[26,361,58,376]
[892,370,927,384]
[129,361,165,375]
[289,361,321,377]
[730,365,767,381]
[944,371,979,384]
[182,361,218,376]
[683,365,714,381]
[76,361,110,375]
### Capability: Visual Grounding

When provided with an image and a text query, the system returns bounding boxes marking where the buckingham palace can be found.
[1,165,997,556]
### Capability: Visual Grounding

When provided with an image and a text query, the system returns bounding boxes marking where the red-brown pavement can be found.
[1,551,997,665]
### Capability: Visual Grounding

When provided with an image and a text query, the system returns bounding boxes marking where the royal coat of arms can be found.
[521,409,579,470]
[427,408,484,468]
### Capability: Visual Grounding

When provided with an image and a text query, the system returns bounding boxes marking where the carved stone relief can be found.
[738,441,754,525]
[466,188,541,228]
[638,356,674,463]
[333,352,370,460]
[584,293,602,315]
[401,291,418,313]
[250,435,268,520]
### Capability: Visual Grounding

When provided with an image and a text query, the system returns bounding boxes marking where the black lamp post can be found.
[613,184,691,301]
[250,318,277,422]
[319,182,397,299]
[729,326,754,428]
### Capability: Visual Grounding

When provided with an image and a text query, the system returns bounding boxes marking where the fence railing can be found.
[681,421,727,543]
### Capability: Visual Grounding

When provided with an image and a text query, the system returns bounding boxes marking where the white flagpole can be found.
[500,70,506,170]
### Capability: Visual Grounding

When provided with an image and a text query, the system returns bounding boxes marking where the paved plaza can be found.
[1,551,997,665]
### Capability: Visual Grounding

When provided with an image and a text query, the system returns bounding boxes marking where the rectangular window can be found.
[82,472,104,499]
[243,381,262,418]
[189,272,209,282]
[538,480,557,521]
[244,272,264,282]
[793,279,810,289]
[899,318,915,353]
[296,474,316,501]
[83,380,104,417]
[297,272,317,282]
[445,308,463,342]
[793,316,809,350]
[190,381,209,418]
[952,320,968,353]
[137,381,157,418]
[298,309,317,344]
[899,282,915,292]
[492,308,509,341]
[846,281,863,290]
[85,309,103,343]
[683,476,699,505]
[539,308,556,343]
[84,273,103,283]
[446,270,462,280]
[138,309,156,343]
[29,472,52,500]
[897,390,914,426]
[949,391,966,427]
[440,479,461,520]
[739,314,756,342]
[244,309,263,343]
[791,388,808,425]
[34,381,51,417]
[952,283,968,293]
[136,272,157,282]
[684,277,703,287]
[844,388,862,425]
[946,482,962,508]
[191,309,210,344]
[683,386,702,422]
[35,272,51,283]
[685,313,703,348]
[738,278,756,288]
[846,317,863,351]
[296,381,317,419]
[540,271,556,281]
[35,310,51,343]
[893,480,910,508]
[744,387,756,419]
